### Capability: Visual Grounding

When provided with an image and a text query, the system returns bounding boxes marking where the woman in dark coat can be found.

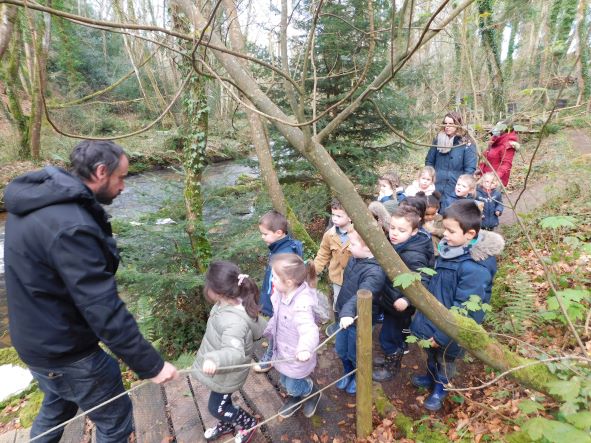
[425,112,478,203]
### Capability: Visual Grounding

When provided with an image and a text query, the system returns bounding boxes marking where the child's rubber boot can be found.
[423,376,448,411]
[336,360,354,390]
[302,386,322,418]
[278,396,302,418]
[345,376,357,395]
[411,361,437,390]
[372,352,402,382]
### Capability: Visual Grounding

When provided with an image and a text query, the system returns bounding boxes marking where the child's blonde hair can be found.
[418,166,436,182]
[378,172,400,190]
[457,174,477,191]
[478,172,499,187]
[271,253,317,288]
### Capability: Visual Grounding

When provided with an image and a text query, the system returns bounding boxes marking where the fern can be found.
[487,270,539,335]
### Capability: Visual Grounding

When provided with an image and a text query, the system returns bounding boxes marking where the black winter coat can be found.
[336,257,386,319]
[380,231,435,316]
[4,167,164,378]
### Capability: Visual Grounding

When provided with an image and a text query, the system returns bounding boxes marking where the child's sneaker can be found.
[204,421,234,441]
[278,396,302,418]
[234,421,258,443]
[253,345,273,373]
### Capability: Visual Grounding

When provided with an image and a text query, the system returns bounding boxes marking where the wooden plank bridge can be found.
[0,342,357,443]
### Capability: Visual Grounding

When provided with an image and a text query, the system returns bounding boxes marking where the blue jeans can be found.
[335,325,357,365]
[29,349,133,443]
[379,312,411,354]
[279,374,313,397]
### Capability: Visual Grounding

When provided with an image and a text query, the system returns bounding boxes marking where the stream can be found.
[0,161,258,348]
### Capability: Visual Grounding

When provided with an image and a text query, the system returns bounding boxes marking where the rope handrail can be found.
[29,318,357,442]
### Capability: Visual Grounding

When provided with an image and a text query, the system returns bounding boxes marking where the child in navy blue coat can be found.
[441,174,477,210]
[335,230,386,395]
[373,206,434,382]
[254,210,303,373]
[411,200,504,411]
[476,172,503,230]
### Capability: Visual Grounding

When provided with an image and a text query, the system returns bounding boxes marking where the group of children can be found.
[192,167,506,443]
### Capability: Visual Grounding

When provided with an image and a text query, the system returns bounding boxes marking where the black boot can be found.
[278,396,302,418]
[302,386,322,418]
[372,352,402,382]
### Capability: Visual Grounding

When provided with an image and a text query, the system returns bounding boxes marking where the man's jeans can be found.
[29,349,133,443]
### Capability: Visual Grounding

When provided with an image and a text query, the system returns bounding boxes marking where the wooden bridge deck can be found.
[0,339,352,443]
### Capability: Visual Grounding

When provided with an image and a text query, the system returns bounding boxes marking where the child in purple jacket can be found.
[264,253,321,419]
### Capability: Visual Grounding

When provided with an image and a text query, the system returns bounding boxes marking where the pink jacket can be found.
[263,282,319,379]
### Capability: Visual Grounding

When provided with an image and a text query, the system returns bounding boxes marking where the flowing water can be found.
[0,161,258,348]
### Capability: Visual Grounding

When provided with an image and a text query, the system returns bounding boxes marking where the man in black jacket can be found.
[4,140,177,443]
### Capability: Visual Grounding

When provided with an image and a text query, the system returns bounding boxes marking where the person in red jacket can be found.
[478,122,520,187]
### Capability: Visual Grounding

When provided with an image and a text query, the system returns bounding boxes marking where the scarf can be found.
[436,132,455,154]
[438,233,480,259]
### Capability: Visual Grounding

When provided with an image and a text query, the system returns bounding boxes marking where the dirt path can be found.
[499,128,591,225]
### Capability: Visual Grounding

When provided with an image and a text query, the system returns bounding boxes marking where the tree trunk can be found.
[221,0,317,252]
[171,4,211,273]
[4,21,29,158]
[172,0,563,397]
[576,0,590,103]
[27,5,51,160]
[0,4,17,60]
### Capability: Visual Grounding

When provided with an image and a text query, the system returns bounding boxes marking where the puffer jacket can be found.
[260,235,303,317]
[337,257,386,319]
[193,303,266,393]
[314,226,352,286]
[4,166,163,378]
[476,186,503,229]
[479,131,518,187]
[380,231,434,316]
[264,282,319,379]
[411,230,505,358]
[425,135,478,201]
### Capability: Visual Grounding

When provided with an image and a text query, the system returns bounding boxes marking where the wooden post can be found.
[356,289,373,439]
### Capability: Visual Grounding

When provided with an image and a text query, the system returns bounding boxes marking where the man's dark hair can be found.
[70,140,126,180]
[443,200,482,234]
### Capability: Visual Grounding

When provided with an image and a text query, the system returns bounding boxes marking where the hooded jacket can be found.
[263,282,319,379]
[3,166,164,378]
[425,135,478,201]
[380,231,435,317]
[260,235,303,317]
[193,303,266,393]
[476,186,503,229]
[479,131,518,187]
[336,256,386,319]
[411,230,505,358]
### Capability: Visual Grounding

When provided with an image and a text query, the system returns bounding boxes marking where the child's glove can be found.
[394,298,409,311]
[202,359,217,375]
[339,317,354,329]
[296,351,311,361]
